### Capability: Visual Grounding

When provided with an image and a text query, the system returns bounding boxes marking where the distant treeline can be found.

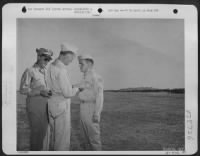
[105,88,184,94]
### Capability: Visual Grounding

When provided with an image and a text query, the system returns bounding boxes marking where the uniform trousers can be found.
[48,102,71,151]
[80,102,102,151]
[26,96,50,151]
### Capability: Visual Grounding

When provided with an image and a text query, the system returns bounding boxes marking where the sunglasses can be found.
[44,58,51,62]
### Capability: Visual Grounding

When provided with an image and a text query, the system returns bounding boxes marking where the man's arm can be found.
[93,77,104,119]
[57,70,79,98]
[20,69,32,95]
[20,69,41,96]
[20,68,50,97]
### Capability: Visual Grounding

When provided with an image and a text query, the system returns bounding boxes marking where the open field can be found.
[17,91,184,151]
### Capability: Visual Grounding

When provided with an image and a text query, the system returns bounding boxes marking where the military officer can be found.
[46,43,79,151]
[74,54,104,151]
[20,48,53,151]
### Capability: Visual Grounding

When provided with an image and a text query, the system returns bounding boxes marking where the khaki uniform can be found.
[78,69,104,150]
[20,63,50,151]
[46,59,78,151]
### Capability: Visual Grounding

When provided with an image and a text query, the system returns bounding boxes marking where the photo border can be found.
[1,3,198,155]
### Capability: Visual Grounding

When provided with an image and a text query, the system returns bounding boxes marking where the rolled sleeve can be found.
[20,69,32,95]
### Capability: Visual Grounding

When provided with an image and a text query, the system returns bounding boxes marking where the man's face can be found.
[79,59,90,73]
[63,53,74,65]
[38,55,51,68]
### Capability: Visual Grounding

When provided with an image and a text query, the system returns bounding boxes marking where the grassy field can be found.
[17,91,184,151]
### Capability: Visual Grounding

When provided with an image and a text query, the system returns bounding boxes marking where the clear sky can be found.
[17,18,184,90]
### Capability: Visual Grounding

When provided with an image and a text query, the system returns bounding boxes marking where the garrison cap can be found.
[78,54,94,62]
[60,42,78,55]
[36,48,53,59]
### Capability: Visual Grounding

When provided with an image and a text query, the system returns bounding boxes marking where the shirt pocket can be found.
[31,74,46,88]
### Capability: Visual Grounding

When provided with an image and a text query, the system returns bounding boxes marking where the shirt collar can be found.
[33,62,47,74]
[33,62,47,70]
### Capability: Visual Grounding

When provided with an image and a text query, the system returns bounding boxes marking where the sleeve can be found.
[93,76,104,116]
[20,68,44,96]
[57,70,78,98]
[20,68,32,95]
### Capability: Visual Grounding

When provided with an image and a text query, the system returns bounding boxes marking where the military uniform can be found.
[46,43,78,151]
[20,48,53,150]
[78,67,104,151]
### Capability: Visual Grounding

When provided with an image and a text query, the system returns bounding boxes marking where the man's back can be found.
[46,59,76,98]
[47,60,65,95]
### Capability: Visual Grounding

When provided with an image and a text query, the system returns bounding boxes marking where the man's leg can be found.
[54,108,71,151]
[28,112,45,151]
[80,118,91,150]
[82,115,102,150]
[27,97,49,151]
[42,125,50,150]
[80,103,102,151]
[49,115,55,151]
[42,102,50,151]
[80,104,92,150]
[88,122,102,151]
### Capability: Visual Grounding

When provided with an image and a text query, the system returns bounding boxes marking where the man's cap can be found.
[36,48,53,59]
[78,54,94,62]
[60,42,78,55]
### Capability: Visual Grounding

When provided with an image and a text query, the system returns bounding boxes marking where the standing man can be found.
[20,48,53,151]
[75,54,104,151]
[46,43,79,151]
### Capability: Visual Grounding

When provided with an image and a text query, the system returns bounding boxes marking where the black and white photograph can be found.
[2,4,198,155]
[16,18,185,151]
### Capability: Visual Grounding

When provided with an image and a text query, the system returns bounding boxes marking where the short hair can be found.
[85,58,94,65]
[60,51,75,56]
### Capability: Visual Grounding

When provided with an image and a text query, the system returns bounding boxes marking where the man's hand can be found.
[93,114,100,123]
[40,90,51,98]
[79,88,84,92]
[72,84,84,92]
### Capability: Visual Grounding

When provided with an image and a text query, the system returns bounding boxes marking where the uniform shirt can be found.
[78,69,104,116]
[20,63,47,95]
[46,59,78,98]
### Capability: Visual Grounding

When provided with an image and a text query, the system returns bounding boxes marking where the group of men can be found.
[20,43,104,151]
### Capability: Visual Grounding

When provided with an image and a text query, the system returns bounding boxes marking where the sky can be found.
[17,18,184,90]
